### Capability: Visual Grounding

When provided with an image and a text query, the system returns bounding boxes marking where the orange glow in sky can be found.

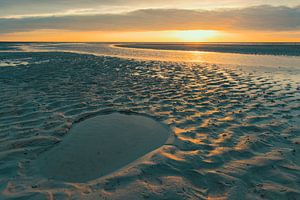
[1,30,299,42]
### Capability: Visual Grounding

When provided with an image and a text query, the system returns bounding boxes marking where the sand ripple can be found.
[0,52,299,199]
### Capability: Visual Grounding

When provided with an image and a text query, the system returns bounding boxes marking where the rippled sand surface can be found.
[0,52,299,200]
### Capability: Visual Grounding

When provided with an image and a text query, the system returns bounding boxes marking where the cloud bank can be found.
[2,0,298,16]
[0,5,299,34]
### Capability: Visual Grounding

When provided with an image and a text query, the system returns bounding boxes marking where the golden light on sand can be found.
[173,30,219,42]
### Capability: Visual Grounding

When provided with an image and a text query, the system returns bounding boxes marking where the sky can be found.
[0,0,299,42]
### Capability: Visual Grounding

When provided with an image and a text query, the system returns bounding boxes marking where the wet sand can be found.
[0,51,299,199]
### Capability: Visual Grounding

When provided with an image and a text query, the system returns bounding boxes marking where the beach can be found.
[0,43,299,199]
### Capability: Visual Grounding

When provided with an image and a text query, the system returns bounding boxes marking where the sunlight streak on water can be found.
[16,42,300,69]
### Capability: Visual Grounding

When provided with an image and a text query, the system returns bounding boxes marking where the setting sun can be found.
[173,30,219,42]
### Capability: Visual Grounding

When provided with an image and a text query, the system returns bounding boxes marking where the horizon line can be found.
[1,41,300,44]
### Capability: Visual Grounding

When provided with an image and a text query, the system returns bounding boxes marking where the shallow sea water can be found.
[0,44,299,199]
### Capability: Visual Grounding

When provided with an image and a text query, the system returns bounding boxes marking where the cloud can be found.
[1,1,299,17]
[0,5,299,34]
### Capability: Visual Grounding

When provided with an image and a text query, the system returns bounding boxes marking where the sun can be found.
[173,30,219,42]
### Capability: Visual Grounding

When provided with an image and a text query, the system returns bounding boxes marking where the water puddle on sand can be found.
[33,113,171,182]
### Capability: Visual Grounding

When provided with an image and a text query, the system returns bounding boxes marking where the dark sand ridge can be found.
[35,113,171,182]
[116,43,300,56]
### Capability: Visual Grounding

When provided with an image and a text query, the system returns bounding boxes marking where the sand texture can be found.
[0,51,299,200]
